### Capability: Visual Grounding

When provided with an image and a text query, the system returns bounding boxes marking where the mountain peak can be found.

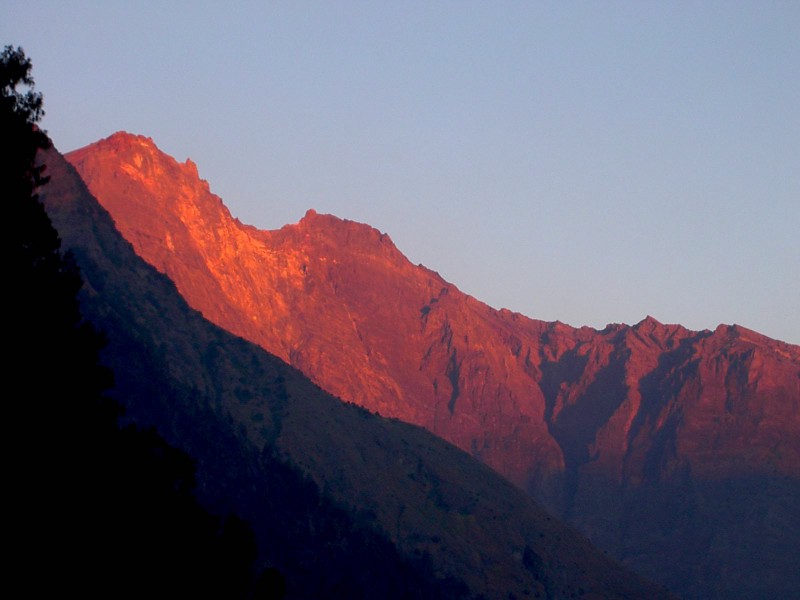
[289,207,400,257]
[634,314,663,329]
[101,131,199,174]
[107,129,153,144]
[89,130,158,155]
[68,131,210,196]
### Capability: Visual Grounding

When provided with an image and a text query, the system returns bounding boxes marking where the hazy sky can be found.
[4,2,798,344]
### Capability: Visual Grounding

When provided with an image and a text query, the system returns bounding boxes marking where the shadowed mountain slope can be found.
[39,142,676,599]
[65,132,800,599]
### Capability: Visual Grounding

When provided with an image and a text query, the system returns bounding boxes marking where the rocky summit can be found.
[66,132,800,599]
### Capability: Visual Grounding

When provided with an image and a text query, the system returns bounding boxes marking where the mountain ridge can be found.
[39,139,677,599]
[65,131,800,599]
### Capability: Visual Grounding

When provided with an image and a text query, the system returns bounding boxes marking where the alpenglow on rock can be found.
[66,132,800,600]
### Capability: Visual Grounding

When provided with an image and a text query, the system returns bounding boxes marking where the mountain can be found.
[37,141,677,599]
[65,132,800,599]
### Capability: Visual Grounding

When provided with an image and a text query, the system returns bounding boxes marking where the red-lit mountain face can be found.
[41,143,676,600]
[67,132,800,599]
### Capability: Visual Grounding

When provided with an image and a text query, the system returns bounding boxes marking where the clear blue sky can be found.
[4,2,799,344]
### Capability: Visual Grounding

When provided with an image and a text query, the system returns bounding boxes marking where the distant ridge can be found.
[66,131,800,599]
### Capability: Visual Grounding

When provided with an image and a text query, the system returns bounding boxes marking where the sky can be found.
[3,2,799,344]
